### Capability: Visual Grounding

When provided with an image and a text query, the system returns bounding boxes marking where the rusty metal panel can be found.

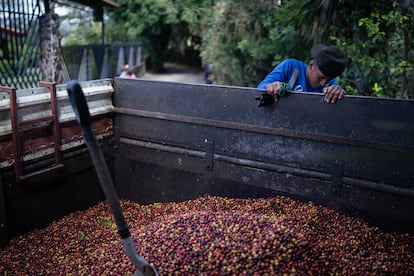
[0,79,114,169]
[113,78,414,233]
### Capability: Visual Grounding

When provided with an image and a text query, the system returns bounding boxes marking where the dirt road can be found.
[140,63,204,84]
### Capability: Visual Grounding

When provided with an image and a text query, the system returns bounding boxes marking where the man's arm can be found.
[257,60,295,101]
[257,60,292,89]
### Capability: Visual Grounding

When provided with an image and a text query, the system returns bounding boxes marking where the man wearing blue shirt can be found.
[257,44,347,103]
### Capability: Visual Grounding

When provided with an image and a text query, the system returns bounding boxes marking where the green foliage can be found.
[108,0,182,71]
[200,0,414,98]
[61,0,414,98]
[332,1,414,98]
[63,21,102,45]
[58,4,102,46]
[200,1,279,86]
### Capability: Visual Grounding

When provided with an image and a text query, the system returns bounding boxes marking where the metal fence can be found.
[1,1,144,89]
[0,0,43,89]
[61,43,144,82]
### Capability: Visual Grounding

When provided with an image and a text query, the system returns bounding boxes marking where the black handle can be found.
[67,80,130,233]
[66,80,158,276]
[66,80,95,142]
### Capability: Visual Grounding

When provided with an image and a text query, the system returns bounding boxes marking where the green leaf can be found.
[99,219,112,227]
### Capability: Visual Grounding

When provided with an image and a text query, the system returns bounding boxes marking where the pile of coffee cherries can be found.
[1,195,413,275]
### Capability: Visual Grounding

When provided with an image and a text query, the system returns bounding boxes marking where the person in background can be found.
[203,64,216,84]
[125,68,137,78]
[257,44,347,104]
[120,64,130,77]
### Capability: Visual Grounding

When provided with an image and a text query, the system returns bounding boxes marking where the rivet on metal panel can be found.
[205,139,214,171]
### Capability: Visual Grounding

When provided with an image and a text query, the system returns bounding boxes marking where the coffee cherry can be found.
[0,195,412,275]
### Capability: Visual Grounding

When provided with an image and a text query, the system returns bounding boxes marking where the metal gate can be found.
[1,2,145,88]
[0,0,44,88]
[61,43,144,82]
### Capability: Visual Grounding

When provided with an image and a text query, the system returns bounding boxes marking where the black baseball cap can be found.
[311,44,347,78]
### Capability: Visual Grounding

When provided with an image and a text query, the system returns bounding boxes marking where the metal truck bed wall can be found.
[113,78,414,234]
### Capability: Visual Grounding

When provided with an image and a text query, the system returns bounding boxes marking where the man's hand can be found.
[265,81,283,102]
[323,85,345,103]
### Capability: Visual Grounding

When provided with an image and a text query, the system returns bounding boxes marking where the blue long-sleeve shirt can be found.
[257,58,337,93]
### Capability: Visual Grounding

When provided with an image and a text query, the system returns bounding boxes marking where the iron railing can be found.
[1,1,144,89]
[0,0,44,88]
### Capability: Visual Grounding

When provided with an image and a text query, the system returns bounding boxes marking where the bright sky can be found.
[54,6,69,16]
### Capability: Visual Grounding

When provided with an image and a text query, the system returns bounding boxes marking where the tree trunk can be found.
[40,13,63,84]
